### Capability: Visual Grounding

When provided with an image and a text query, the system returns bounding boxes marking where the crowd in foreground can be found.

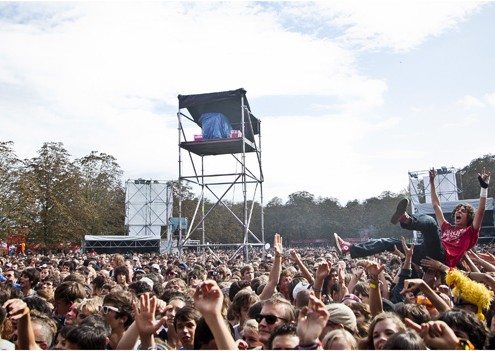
[0,232,494,350]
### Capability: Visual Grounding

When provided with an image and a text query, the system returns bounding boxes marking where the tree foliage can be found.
[0,142,126,249]
[1,141,492,249]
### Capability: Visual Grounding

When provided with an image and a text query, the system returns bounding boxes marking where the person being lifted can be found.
[334,166,491,268]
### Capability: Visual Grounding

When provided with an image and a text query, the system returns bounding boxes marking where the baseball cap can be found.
[326,303,357,333]
[151,263,160,271]
[292,281,311,300]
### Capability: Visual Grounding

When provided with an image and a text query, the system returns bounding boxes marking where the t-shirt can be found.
[0,339,15,350]
[441,220,479,267]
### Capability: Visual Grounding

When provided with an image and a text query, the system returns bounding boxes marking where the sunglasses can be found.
[100,305,120,314]
[168,271,177,276]
[255,314,288,325]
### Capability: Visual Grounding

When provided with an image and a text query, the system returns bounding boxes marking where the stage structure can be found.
[408,167,495,243]
[83,179,173,254]
[408,167,461,210]
[177,88,264,261]
[125,179,173,238]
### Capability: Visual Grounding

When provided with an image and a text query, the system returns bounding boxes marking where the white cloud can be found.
[0,2,491,205]
[283,2,485,52]
[457,95,485,108]
[484,92,495,107]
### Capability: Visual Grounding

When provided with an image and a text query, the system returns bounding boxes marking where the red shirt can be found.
[441,220,479,267]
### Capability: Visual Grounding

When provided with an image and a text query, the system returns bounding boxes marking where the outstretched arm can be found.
[194,280,238,350]
[289,249,314,285]
[472,167,490,231]
[429,168,446,225]
[3,299,40,350]
[469,250,495,272]
[313,262,330,300]
[364,260,385,317]
[259,233,283,300]
[401,278,451,313]
[389,238,414,303]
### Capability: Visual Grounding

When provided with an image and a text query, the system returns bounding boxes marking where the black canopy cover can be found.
[178,88,260,141]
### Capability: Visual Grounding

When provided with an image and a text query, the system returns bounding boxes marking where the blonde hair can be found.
[322,329,357,350]
[77,296,103,315]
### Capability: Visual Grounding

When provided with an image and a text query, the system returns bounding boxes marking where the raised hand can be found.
[420,256,448,272]
[429,168,436,182]
[391,245,404,258]
[363,259,385,278]
[296,295,329,345]
[193,280,223,317]
[3,299,29,320]
[289,249,300,263]
[133,294,166,338]
[401,237,414,258]
[274,233,283,257]
[400,279,425,294]
[405,318,458,350]
[478,166,491,188]
[316,261,331,281]
[351,266,365,280]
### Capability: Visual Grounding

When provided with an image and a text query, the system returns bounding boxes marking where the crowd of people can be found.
[0,167,493,350]
[0,234,494,350]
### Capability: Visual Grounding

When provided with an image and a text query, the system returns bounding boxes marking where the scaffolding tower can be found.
[177,88,264,262]
[408,167,461,213]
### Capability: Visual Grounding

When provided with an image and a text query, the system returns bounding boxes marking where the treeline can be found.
[0,142,125,249]
[1,141,493,249]
[180,154,495,245]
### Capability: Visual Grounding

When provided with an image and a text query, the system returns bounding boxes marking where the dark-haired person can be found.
[174,306,201,350]
[113,265,131,289]
[65,324,109,350]
[101,290,137,349]
[438,308,488,350]
[54,281,87,326]
[20,268,40,297]
[335,167,491,268]
[268,323,299,350]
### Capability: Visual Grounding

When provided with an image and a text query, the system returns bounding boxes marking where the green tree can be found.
[284,191,318,244]
[75,151,125,235]
[459,154,495,200]
[24,142,86,248]
[0,141,31,236]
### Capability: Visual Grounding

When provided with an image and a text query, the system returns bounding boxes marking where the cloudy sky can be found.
[1,1,494,205]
